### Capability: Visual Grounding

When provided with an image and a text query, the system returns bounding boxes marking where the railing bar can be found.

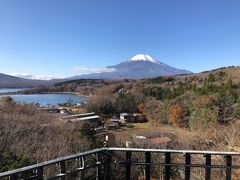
[60,161,66,180]
[107,147,240,155]
[165,152,171,180]
[126,151,132,180]
[77,163,104,170]
[104,150,112,180]
[145,152,151,180]
[77,162,104,170]
[2,148,240,178]
[1,148,240,179]
[0,148,106,178]
[80,156,85,180]
[48,160,104,180]
[9,174,17,180]
[185,153,191,180]
[53,173,67,177]
[36,166,43,180]
[46,164,104,180]
[205,154,211,180]
[225,155,232,180]
[47,173,68,180]
[117,162,240,168]
[96,153,101,180]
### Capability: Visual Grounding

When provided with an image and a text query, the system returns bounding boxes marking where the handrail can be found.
[0,148,105,178]
[107,147,240,155]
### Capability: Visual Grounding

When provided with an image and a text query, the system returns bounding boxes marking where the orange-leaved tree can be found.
[137,103,145,112]
[168,101,188,127]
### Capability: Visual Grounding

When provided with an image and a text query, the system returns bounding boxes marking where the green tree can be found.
[189,107,216,130]
[0,151,35,173]
[115,93,138,113]
[0,96,14,105]
[215,91,237,122]
[80,123,96,139]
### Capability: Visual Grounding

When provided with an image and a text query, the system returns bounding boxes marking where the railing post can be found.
[80,156,85,180]
[104,150,112,180]
[225,155,232,180]
[126,151,132,180]
[96,152,102,180]
[145,152,151,180]
[205,154,211,180]
[9,174,17,180]
[60,161,66,180]
[37,166,43,180]
[185,153,191,180]
[164,152,171,180]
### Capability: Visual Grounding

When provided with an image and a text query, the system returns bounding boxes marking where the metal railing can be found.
[0,148,108,180]
[1,147,240,179]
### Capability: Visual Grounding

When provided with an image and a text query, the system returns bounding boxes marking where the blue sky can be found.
[0,0,240,79]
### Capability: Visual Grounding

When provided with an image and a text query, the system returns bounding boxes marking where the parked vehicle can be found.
[111,117,119,124]
[120,113,135,123]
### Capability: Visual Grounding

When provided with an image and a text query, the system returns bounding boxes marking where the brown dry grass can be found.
[0,102,91,163]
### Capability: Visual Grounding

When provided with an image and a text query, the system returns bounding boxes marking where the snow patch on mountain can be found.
[128,54,160,64]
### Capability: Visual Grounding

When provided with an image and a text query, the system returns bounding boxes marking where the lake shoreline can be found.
[0,90,89,98]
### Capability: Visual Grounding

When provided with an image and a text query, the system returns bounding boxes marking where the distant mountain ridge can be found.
[0,54,191,87]
[0,73,58,88]
[73,54,191,79]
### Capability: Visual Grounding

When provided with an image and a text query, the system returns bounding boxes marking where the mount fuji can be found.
[74,54,192,79]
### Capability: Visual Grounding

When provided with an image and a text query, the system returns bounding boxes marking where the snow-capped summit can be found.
[128,54,159,64]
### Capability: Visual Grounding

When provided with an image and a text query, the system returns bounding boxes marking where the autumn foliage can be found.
[137,103,145,112]
[168,102,187,127]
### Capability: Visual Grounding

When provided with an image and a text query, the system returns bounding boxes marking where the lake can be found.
[0,89,86,106]
[10,94,86,106]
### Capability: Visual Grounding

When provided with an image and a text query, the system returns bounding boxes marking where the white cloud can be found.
[73,66,115,74]
[8,72,63,80]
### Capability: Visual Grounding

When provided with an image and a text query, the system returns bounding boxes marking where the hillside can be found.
[30,66,240,95]
[0,73,59,88]
[175,66,240,84]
